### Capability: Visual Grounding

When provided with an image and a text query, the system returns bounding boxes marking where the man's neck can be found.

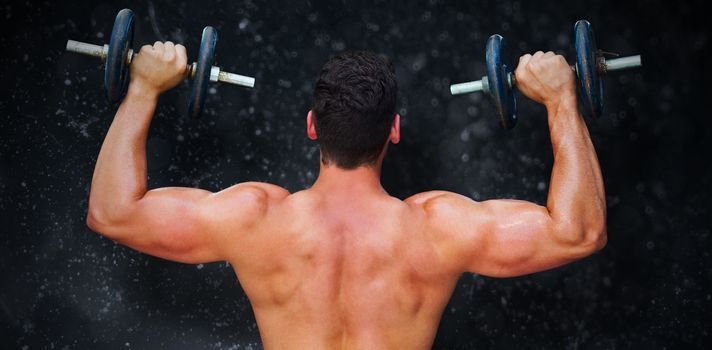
[311,162,386,196]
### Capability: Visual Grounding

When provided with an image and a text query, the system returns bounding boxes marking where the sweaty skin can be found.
[87,43,606,349]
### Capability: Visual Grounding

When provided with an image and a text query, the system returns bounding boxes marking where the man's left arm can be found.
[86,41,286,264]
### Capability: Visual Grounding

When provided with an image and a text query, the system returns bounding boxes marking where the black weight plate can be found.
[485,34,517,129]
[104,8,134,102]
[188,26,217,118]
[574,20,604,119]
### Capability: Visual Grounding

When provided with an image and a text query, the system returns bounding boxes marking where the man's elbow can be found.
[86,204,129,237]
[86,205,108,233]
[582,220,607,253]
[559,219,607,255]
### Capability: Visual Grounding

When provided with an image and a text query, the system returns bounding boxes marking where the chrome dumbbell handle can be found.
[450,80,486,95]
[66,40,255,88]
[66,40,110,59]
[601,55,642,72]
[450,54,642,95]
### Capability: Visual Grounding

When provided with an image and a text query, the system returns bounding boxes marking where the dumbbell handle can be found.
[450,54,642,95]
[66,40,255,88]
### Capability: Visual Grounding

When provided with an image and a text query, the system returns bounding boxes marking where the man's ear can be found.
[307,110,317,140]
[389,113,401,144]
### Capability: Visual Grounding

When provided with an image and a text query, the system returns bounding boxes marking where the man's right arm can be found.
[407,51,606,278]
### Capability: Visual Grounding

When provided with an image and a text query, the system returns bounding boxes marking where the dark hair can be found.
[312,51,397,169]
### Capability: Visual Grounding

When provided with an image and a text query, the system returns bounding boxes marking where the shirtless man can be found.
[87,41,606,349]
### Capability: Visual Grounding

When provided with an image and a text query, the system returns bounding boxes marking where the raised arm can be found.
[410,51,606,278]
[86,41,287,264]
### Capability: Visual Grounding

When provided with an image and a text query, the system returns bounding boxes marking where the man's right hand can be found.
[514,51,577,110]
[408,52,606,278]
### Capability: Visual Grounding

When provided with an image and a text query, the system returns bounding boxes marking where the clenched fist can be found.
[129,41,188,97]
[514,51,576,110]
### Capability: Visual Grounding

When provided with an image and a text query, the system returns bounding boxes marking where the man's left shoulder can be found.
[231,181,291,200]
[205,182,290,221]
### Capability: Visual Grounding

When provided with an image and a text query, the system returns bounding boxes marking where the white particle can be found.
[537,181,546,191]
[460,129,470,141]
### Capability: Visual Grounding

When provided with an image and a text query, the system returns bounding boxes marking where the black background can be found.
[1,0,710,349]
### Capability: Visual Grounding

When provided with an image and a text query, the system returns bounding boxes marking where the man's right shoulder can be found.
[404,190,492,245]
[403,191,491,273]
[404,190,479,218]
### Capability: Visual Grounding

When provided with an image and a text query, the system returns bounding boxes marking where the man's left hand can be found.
[129,41,188,97]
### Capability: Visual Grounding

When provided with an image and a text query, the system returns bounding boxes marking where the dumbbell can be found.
[450,20,642,129]
[65,9,255,118]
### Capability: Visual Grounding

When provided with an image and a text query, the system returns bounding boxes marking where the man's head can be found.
[308,51,400,169]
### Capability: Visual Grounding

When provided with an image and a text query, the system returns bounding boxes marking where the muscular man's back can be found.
[228,188,458,349]
[87,48,607,349]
